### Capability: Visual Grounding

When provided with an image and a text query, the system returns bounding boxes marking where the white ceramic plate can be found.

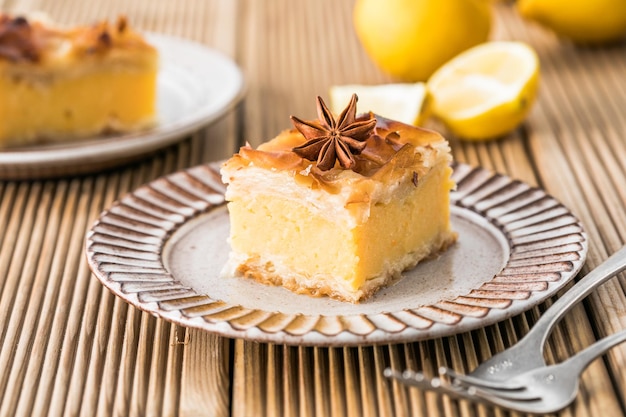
[0,33,245,179]
[86,162,588,346]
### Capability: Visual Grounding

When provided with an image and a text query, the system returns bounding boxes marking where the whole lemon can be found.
[518,0,626,44]
[353,0,492,81]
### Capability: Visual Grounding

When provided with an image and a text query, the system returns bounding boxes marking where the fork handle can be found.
[524,245,626,350]
[563,328,626,375]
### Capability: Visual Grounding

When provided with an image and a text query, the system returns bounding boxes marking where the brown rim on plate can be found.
[85,162,588,346]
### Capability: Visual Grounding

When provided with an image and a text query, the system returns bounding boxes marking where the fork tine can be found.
[468,385,542,402]
[466,388,546,414]
[383,368,436,390]
[384,368,549,412]
[439,366,525,391]
[384,368,487,403]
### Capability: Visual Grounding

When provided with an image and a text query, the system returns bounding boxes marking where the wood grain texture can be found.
[1,0,625,416]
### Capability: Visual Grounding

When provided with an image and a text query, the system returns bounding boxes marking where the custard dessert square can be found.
[0,14,158,147]
[221,104,457,303]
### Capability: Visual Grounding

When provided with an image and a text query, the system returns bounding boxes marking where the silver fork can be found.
[385,328,626,414]
[384,245,626,398]
[440,244,626,388]
[463,329,626,414]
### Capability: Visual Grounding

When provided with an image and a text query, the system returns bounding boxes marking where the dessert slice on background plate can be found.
[0,14,158,147]
[221,94,457,303]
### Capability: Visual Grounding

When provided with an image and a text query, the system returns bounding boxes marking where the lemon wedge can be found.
[329,83,428,125]
[427,41,540,141]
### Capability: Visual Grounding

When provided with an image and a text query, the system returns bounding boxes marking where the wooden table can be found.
[1,1,625,416]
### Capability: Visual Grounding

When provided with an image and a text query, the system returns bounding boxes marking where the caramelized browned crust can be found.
[222,115,450,198]
[0,14,155,66]
[0,16,39,62]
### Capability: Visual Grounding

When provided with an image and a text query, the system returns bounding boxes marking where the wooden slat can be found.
[312,348,331,417]
[296,347,315,417]
[232,340,265,416]
[179,330,230,417]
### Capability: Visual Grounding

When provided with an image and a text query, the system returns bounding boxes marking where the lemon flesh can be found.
[329,83,427,125]
[427,41,540,141]
[353,0,491,81]
[518,0,626,44]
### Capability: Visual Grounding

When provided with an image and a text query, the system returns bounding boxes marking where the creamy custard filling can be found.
[0,70,156,144]
[226,162,455,292]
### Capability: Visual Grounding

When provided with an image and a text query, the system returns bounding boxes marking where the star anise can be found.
[290,94,376,171]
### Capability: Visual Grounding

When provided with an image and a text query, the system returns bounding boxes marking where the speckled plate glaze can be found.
[85,162,588,346]
[0,33,244,179]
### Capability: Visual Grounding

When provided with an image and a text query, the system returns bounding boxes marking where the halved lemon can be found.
[329,83,428,125]
[427,41,540,141]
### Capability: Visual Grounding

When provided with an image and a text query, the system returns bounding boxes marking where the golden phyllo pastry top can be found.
[0,14,156,71]
[223,94,451,189]
[222,94,454,227]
